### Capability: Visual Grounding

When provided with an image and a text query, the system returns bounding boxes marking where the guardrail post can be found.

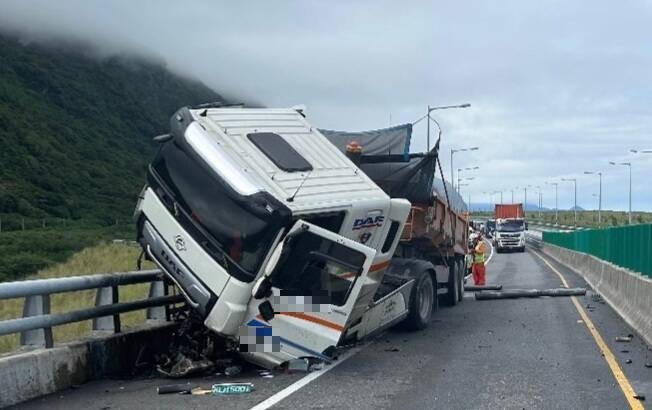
[20,294,53,348]
[92,286,121,333]
[146,281,167,321]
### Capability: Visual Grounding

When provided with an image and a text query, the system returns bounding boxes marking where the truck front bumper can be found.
[140,220,216,317]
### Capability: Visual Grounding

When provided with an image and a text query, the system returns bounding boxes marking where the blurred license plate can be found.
[212,383,254,395]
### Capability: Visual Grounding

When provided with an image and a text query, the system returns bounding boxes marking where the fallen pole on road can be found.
[464,284,502,291]
[475,287,587,300]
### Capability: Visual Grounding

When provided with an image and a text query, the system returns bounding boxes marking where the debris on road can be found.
[474,288,587,300]
[309,362,325,372]
[633,394,646,401]
[259,370,274,378]
[153,310,252,379]
[212,383,255,395]
[157,384,211,395]
[384,347,400,352]
[615,335,633,343]
[224,365,242,377]
[464,284,503,291]
[287,358,310,373]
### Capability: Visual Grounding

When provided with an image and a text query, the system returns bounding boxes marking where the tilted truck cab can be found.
[134,106,412,367]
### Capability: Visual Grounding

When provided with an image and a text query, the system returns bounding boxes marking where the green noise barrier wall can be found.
[543,224,652,278]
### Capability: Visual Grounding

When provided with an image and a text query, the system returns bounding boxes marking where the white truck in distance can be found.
[494,204,526,253]
[134,105,467,368]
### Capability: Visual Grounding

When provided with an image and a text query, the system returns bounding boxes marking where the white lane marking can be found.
[249,343,368,410]
[483,238,494,266]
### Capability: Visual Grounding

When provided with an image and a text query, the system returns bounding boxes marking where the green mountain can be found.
[0,34,223,224]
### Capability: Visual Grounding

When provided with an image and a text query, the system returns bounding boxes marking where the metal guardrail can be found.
[528,220,587,231]
[0,269,184,348]
[525,233,543,250]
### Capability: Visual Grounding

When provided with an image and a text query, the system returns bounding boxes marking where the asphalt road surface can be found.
[15,247,651,409]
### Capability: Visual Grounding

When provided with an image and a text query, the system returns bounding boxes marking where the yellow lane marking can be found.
[531,250,644,410]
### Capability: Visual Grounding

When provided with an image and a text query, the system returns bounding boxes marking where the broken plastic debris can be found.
[259,370,274,378]
[224,365,242,377]
[625,359,633,364]
[309,362,324,372]
[633,394,645,401]
[157,384,211,395]
[615,335,633,343]
[287,358,310,372]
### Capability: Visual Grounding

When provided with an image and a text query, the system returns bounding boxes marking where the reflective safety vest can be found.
[473,242,486,264]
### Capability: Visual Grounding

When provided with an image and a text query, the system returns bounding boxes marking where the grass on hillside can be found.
[0,223,135,282]
[0,242,156,354]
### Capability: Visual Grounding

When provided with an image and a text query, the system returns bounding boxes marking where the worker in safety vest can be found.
[472,232,487,285]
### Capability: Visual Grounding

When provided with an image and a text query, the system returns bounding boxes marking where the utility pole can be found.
[584,171,603,226]
[610,162,632,224]
[561,178,577,226]
[450,146,478,190]
[547,182,559,224]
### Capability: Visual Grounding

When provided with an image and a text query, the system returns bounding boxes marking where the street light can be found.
[492,190,503,204]
[523,185,533,214]
[545,182,559,224]
[456,166,479,191]
[561,178,577,226]
[630,149,652,154]
[457,183,471,212]
[609,161,632,224]
[535,185,542,218]
[426,103,471,151]
[583,171,603,226]
[450,146,479,191]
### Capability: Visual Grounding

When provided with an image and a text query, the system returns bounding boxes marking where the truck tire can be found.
[443,261,459,306]
[457,260,465,302]
[404,270,436,330]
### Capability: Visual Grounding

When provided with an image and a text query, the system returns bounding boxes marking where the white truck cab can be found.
[494,218,526,252]
[135,106,412,367]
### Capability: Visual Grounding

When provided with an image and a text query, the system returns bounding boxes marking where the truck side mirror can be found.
[258,300,275,321]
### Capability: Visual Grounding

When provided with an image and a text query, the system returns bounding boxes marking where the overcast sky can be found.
[2,0,651,211]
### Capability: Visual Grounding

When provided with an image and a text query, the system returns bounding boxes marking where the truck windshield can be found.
[496,220,524,232]
[149,140,288,281]
[270,230,366,306]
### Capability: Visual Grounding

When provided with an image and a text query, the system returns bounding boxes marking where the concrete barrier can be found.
[542,243,652,347]
[0,323,177,407]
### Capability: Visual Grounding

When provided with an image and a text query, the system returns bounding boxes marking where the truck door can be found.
[241,220,376,366]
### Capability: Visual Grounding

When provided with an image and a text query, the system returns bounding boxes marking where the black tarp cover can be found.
[320,125,467,212]
[319,124,412,160]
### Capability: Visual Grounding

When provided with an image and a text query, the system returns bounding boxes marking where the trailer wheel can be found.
[443,262,459,306]
[457,260,465,302]
[405,270,436,330]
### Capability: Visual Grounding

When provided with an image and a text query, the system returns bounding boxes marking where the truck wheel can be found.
[457,260,465,302]
[443,262,459,306]
[405,270,436,330]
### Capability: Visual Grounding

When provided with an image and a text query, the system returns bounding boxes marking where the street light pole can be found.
[535,186,542,218]
[425,103,471,151]
[583,171,603,226]
[450,146,478,190]
[610,161,632,224]
[547,182,559,224]
[457,166,479,193]
[561,178,577,226]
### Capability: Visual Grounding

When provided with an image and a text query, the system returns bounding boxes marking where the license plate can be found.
[212,383,254,395]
